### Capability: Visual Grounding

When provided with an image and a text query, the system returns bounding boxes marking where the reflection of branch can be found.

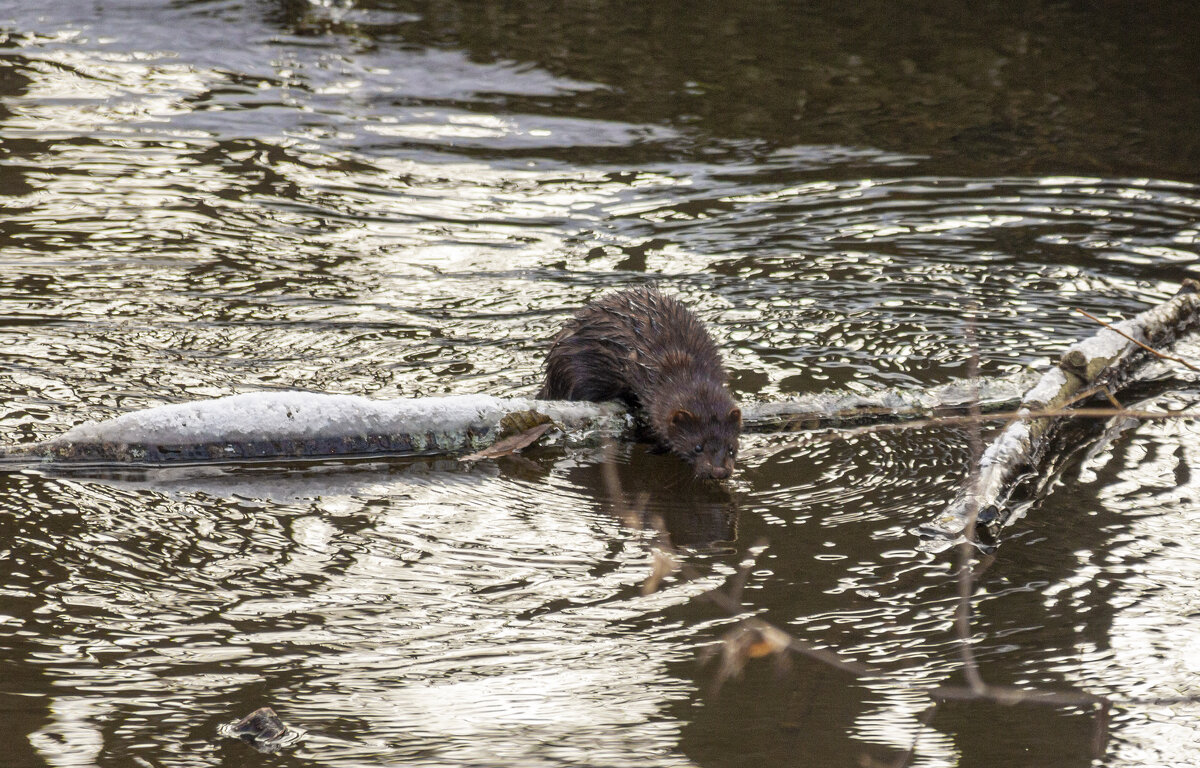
[914,310,1115,764]
[955,318,988,694]
[603,371,1200,766]
[683,536,876,680]
[598,452,874,687]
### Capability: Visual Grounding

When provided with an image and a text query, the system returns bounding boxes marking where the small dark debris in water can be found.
[234,707,287,741]
[220,706,304,753]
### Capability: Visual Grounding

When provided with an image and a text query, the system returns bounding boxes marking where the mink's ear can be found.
[727,407,742,426]
[670,409,697,428]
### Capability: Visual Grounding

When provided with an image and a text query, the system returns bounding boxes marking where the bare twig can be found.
[956,314,988,694]
[770,404,1198,455]
[1061,382,1123,410]
[1075,307,1200,372]
[459,422,553,461]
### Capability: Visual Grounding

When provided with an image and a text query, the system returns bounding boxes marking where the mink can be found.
[538,286,741,479]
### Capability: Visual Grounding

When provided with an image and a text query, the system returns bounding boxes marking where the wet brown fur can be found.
[538,286,741,479]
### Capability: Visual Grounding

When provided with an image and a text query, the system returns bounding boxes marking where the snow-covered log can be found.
[745,373,1037,432]
[4,393,632,465]
[2,373,1037,467]
[921,280,1200,550]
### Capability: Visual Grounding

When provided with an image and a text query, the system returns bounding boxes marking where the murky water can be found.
[2,1,1200,766]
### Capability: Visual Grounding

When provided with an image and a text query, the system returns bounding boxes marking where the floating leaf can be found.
[460,422,554,461]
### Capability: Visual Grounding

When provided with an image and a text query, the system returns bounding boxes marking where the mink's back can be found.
[537,286,726,407]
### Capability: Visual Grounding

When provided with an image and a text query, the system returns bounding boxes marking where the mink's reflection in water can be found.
[555,443,739,551]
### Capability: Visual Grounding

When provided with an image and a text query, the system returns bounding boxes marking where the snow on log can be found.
[744,372,1037,432]
[920,280,1200,550]
[1,372,1038,467]
[4,392,632,465]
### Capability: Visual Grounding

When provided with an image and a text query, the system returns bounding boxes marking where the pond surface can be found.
[2,1,1200,766]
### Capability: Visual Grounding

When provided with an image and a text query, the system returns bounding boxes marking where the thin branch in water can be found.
[770,403,1199,456]
[1074,307,1200,372]
[931,684,1105,708]
[956,312,987,694]
[1093,699,1111,762]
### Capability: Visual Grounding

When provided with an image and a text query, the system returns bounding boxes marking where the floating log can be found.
[1,393,632,466]
[1,374,1036,467]
[921,280,1200,550]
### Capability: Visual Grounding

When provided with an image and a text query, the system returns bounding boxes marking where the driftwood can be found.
[1,375,1035,467]
[742,373,1036,432]
[920,279,1200,550]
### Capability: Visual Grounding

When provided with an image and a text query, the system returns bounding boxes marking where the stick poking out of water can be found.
[921,280,1200,549]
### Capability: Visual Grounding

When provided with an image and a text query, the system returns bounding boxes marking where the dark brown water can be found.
[2,1,1200,766]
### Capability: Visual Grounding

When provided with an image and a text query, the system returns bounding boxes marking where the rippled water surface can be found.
[3,2,1200,766]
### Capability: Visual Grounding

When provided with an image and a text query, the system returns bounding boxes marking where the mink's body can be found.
[538,287,741,479]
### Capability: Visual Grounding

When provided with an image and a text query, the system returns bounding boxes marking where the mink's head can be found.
[663,392,741,480]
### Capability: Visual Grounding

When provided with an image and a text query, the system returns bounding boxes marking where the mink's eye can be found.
[729,447,737,458]
[693,444,704,454]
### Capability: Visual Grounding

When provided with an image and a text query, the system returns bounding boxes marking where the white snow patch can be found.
[1021,367,1068,408]
[1065,323,1142,363]
[58,392,616,446]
